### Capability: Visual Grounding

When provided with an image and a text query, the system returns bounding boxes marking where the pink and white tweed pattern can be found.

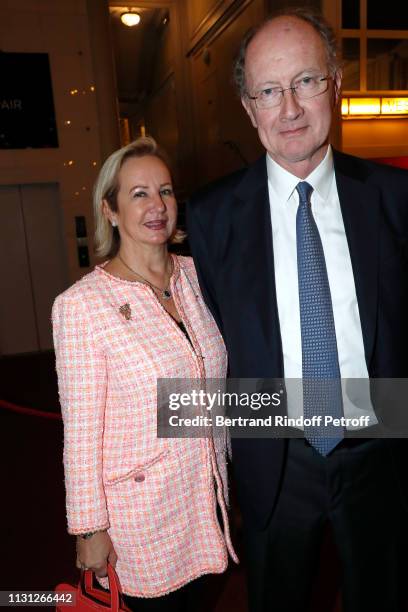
[52,255,238,597]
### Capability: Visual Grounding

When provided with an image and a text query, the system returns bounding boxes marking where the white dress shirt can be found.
[267,145,376,429]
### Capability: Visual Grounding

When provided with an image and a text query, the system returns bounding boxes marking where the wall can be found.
[184,0,267,187]
[133,0,336,192]
[0,0,119,284]
[143,15,181,185]
[140,0,271,193]
[342,119,408,158]
[323,0,408,160]
[182,0,327,188]
[2,0,405,289]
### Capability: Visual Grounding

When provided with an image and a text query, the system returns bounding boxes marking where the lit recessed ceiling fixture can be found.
[120,9,141,27]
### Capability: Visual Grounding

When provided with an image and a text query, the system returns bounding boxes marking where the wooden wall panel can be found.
[187,0,222,34]
[189,0,265,187]
[264,0,321,11]
[186,0,236,51]
[185,0,321,54]
[194,69,223,183]
[141,10,181,184]
[152,17,174,91]
[144,74,180,182]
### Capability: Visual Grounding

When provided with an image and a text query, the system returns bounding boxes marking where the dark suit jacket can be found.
[187,150,408,528]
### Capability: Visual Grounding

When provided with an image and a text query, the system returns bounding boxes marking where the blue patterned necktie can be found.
[296,181,344,455]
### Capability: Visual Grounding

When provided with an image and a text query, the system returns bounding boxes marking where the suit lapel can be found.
[232,156,284,377]
[227,150,379,376]
[333,150,380,369]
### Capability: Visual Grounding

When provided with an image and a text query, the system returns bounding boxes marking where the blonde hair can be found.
[93,136,185,258]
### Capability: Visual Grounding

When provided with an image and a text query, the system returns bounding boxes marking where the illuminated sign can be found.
[381,98,408,114]
[342,97,408,118]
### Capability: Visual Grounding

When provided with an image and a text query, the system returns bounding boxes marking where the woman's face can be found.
[106,155,177,250]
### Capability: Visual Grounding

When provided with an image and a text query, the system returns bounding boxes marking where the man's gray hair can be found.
[233,7,340,97]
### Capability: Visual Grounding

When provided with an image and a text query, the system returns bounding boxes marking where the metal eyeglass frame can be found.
[246,75,334,109]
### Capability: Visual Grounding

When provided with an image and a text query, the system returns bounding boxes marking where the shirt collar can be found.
[266,145,334,203]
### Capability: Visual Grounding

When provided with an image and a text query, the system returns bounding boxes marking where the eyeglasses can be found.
[246,75,333,109]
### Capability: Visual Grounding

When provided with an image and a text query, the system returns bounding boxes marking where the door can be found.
[0,183,68,355]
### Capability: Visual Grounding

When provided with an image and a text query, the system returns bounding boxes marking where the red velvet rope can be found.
[0,398,61,420]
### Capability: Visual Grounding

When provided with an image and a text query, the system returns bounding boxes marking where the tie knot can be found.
[296,181,313,204]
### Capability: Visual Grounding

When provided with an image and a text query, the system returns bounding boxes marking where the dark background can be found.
[0,53,58,149]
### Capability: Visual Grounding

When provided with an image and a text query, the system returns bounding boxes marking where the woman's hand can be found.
[76,531,117,577]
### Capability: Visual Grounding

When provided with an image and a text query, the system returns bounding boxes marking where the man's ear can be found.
[333,69,343,106]
[242,96,258,128]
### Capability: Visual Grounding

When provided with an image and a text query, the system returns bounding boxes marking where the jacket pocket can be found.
[104,450,189,544]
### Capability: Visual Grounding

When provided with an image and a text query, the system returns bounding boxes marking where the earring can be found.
[111,220,118,227]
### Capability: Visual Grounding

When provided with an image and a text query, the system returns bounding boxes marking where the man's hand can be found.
[76,531,117,577]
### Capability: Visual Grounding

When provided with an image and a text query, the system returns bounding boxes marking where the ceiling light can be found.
[121,11,141,27]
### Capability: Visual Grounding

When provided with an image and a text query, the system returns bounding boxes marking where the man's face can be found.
[242,17,341,178]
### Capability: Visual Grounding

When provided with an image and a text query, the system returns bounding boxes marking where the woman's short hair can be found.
[94,136,184,258]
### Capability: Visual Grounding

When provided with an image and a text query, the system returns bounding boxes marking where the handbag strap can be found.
[82,564,122,611]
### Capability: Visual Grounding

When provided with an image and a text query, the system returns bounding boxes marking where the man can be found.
[187,8,408,612]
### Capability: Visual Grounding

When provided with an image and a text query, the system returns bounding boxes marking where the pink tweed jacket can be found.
[52,255,238,597]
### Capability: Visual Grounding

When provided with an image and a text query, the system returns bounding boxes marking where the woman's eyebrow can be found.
[129,184,148,193]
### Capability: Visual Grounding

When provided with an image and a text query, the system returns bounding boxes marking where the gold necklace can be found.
[118,254,173,300]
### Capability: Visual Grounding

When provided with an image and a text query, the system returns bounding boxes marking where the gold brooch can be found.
[119,303,132,320]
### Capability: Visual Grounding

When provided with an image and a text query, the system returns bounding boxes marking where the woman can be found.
[52,137,237,611]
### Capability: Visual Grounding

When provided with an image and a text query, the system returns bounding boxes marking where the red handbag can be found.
[55,563,131,611]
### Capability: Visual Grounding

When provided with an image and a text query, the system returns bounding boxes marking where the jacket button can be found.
[134,473,145,483]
